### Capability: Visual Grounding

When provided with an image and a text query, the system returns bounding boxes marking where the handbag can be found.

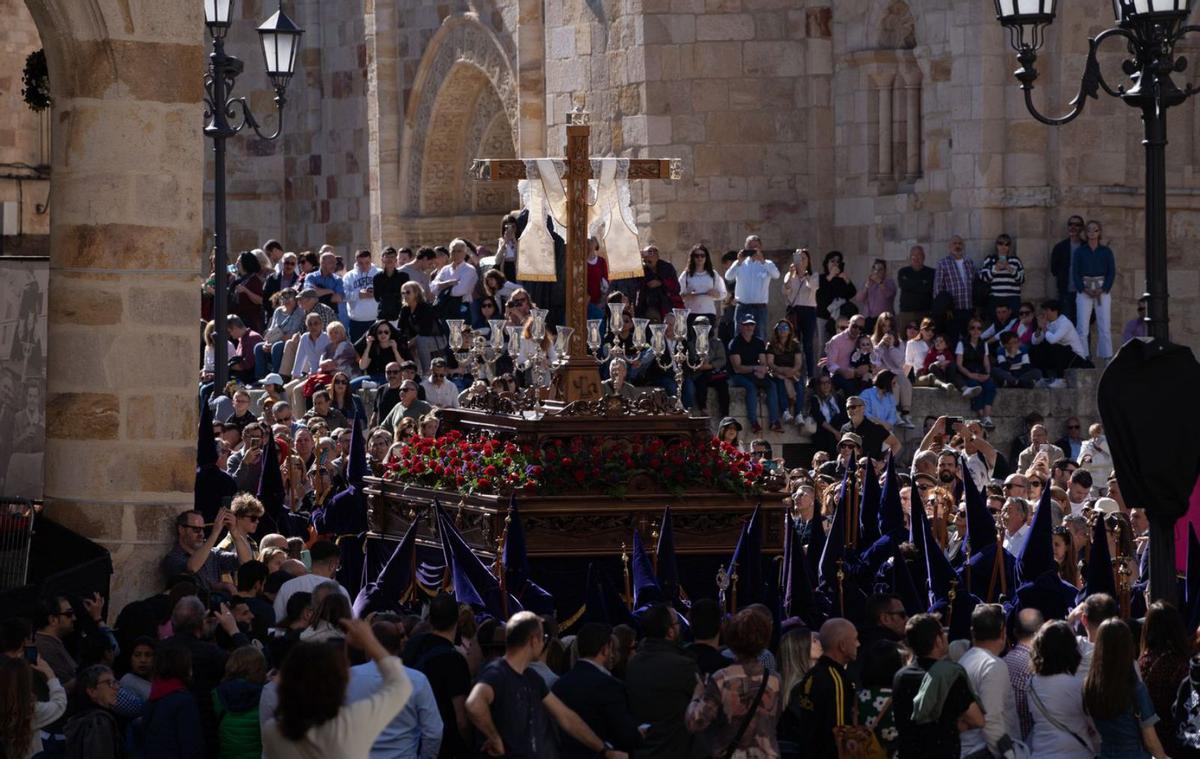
[833,696,891,759]
[718,670,770,759]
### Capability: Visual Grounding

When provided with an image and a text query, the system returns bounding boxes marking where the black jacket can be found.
[779,655,853,759]
[1050,238,1075,293]
[552,661,643,757]
[624,638,699,758]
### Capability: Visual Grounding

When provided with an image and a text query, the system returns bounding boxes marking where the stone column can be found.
[869,70,896,180]
[25,0,204,612]
[902,69,922,181]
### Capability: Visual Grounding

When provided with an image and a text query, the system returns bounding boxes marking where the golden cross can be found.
[470,108,679,401]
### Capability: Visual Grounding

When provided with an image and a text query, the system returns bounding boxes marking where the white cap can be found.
[1093,497,1120,515]
[262,373,284,387]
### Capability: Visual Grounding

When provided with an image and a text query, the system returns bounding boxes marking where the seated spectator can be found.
[686,607,781,756]
[142,642,205,759]
[263,619,414,756]
[422,358,460,409]
[347,619,443,758]
[327,372,365,422]
[322,322,359,377]
[602,357,638,401]
[919,333,957,391]
[258,288,305,379]
[767,319,807,426]
[227,316,263,386]
[1122,296,1148,343]
[64,664,124,759]
[821,314,868,395]
[991,331,1042,388]
[552,623,642,758]
[979,302,1019,349]
[871,313,913,428]
[955,319,997,429]
[858,370,900,431]
[808,375,847,455]
[841,395,900,459]
[284,311,331,406]
[905,318,933,386]
[226,389,258,432]
[1030,299,1091,383]
[728,315,782,434]
[354,320,404,390]
[681,316,730,418]
[304,390,349,431]
[226,422,266,493]
[381,381,433,432]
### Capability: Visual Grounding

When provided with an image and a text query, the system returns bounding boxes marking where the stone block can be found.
[137,444,196,494]
[644,14,696,45]
[125,284,198,328]
[696,14,755,41]
[46,392,121,441]
[48,282,124,326]
[549,26,576,59]
[742,41,803,77]
[687,41,742,78]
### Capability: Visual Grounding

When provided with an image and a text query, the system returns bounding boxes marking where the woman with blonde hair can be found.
[397,281,444,375]
[779,626,820,713]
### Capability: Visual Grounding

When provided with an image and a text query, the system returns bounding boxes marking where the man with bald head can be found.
[778,618,858,758]
[1003,608,1043,741]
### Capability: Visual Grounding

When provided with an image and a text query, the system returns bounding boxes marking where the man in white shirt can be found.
[723,246,779,341]
[421,358,460,409]
[430,239,479,320]
[959,604,1021,759]
[1000,497,1031,558]
[272,540,351,620]
[343,249,380,343]
[1069,592,1118,676]
[1030,299,1091,386]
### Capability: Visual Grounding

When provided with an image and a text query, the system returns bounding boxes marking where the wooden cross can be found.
[470,108,679,402]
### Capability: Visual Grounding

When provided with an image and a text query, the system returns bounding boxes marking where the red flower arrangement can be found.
[382,431,762,497]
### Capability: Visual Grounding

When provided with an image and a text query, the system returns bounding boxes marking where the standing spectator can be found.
[686,607,782,757]
[466,612,621,759]
[1084,619,1169,759]
[959,604,1021,759]
[1137,602,1191,758]
[272,543,351,621]
[783,248,818,381]
[1051,215,1086,324]
[816,251,857,342]
[767,318,806,425]
[347,619,444,759]
[552,623,643,758]
[430,239,478,322]
[373,247,409,326]
[625,604,699,758]
[496,214,520,281]
[896,245,935,328]
[0,654,66,759]
[724,247,779,341]
[852,258,897,329]
[212,647,268,759]
[1028,620,1095,757]
[231,252,267,335]
[956,319,997,429]
[1078,423,1112,485]
[160,509,252,594]
[978,234,1025,312]
[1073,219,1117,361]
[1122,296,1148,343]
[1004,608,1042,742]
[141,642,205,759]
[932,235,976,347]
[398,247,436,300]
[343,250,380,343]
[778,618,859,759]
[305,250,348,324]
[1030,299,1091,383]
[684,598,729,679]
[263,619,413,757]
[890,613,982,759]
[777,625,819,726]
[679,244,726,325]
[586,237,610,321]
[728,316,782,434]
[398,282,446,376]
[402,594,472,759]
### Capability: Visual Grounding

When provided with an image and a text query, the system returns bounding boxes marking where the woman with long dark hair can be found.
[231,251,266,334]
[263,618,412,757]
[352,320,404,390]
[767,319,806,425]
[1084,619,1169,758]
[1052,525,1080,588]
[816,250,856,341]
[1029,620,1095,757]
[0,653,66,758]
[1138,602,1192,757]
[679,244,726,322]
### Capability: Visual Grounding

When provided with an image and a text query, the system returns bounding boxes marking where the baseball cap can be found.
[262,373,284,387]
[298,287,319,299]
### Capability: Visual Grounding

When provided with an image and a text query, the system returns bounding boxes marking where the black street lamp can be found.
[204,1,303,391]
[995,0,1196,604]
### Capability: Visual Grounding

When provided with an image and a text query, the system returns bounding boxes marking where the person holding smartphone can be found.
[816,251,857,344]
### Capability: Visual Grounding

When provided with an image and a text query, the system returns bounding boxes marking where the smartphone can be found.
[24,645,37,664]
[945,416,963,431]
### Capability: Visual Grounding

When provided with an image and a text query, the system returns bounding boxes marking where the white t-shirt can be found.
[1028,671,1096,758]
[678,270,726,315]
[273,573,351,621]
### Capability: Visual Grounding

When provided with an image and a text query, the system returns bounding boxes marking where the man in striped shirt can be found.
[932,235,976,347]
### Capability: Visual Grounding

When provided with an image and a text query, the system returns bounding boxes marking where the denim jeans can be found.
[962,377,997,411]
[734,302,769,341]
[789,305,818,380]
[730,373,780,427]
[771,376,805,416]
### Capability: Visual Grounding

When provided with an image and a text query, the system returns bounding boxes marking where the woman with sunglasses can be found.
[1073,219,1116,361]
[397,281,445,376]
[766,319,807,426]
[327,371,365,423]
[871,312,914,428]
[1014,301,1038,345]
[978,234,1025,313]
[783,248,818,380]
[352,320,404,390]
[955,319,997,429]
[258,287,305,378]
[482,268,519,313]
[679,244,727,323]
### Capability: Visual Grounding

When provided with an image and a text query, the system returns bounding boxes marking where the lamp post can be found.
[994,0,1197,603]
[204,0,303,391]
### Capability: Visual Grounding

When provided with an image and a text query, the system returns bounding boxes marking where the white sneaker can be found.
[962,385,983,399]
[782,411,794,424]
[981,416,995,430]
[1048,378,1066,389]
[897,415,915,429]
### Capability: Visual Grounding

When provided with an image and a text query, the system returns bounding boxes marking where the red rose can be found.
[573,469,586,483]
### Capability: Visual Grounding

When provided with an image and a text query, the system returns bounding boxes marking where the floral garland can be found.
[382,430,762,497]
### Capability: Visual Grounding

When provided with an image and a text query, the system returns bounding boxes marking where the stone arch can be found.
[400,14,519,217]
[875,0,917,51]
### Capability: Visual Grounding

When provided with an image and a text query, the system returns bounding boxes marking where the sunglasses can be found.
[385,369,401,375]
[996,241,1011,246]
[839,443,858,451]
[1019,310,1032,316]
[510,298,527,306]
[691,252,706,258]
[482,302,496,308]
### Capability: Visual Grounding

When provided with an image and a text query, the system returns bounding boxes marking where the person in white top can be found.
[262,617,413,759]
[421,358,461,409]
[284,312,333,412]
[1030,299,1091,387]
[1000,497,1031,558]
[342,249,380,343]
[678,244,727,317]
[783,248,818,380]
[724,245,779,341]
[959,604,1022,759]
[904,317,934,384]
[1027,620,1097,758]
[430,239,479,319]
[272,540,351,621]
